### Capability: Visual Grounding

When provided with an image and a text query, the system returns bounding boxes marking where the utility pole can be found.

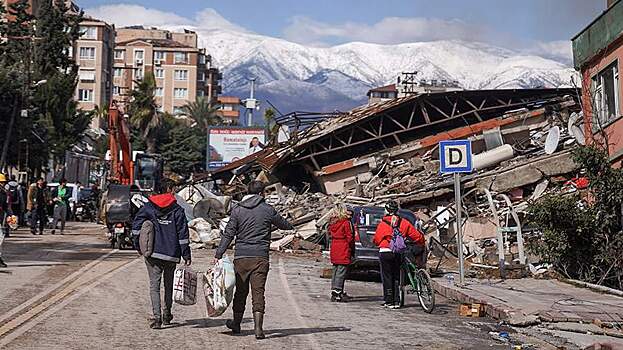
[243,78,258,127]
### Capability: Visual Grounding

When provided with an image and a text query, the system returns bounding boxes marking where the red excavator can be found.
[103,101,163,249]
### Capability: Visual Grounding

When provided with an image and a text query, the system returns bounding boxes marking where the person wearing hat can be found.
[0,174,12,267]
[373,200,424,309]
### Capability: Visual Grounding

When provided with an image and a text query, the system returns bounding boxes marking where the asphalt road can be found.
[0,223,535,350]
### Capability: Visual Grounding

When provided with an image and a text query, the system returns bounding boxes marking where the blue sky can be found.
[81,0,605,62]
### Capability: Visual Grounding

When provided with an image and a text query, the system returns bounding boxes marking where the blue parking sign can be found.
[439,140,473,173]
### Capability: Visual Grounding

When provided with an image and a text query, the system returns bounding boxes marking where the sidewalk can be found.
[432,277,623,325]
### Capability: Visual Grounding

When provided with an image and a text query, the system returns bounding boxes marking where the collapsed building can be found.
[187,88,585,275]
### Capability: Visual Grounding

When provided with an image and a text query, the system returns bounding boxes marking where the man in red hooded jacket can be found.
[373,200,424,309]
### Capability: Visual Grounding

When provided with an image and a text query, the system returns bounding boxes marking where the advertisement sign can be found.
[207,127,266,169]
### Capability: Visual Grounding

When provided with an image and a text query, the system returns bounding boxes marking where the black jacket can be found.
[215,195,293,259]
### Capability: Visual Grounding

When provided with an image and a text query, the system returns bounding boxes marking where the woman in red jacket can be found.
[373,200,425,309]
[328,204,355,302]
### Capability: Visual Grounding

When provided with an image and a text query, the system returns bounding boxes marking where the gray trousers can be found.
[0,214,5,258]
[331,264,348,291]
[145,257,176,320]
[52,204,67,232]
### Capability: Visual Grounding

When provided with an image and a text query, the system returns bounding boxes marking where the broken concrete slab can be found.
[474,151,578,192]
[432,277,623,325]
[270,234,295,251]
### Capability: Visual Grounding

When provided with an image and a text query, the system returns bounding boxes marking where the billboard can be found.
[207,127,266,169]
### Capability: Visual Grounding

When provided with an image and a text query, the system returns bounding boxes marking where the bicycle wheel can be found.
[416,269,435,313]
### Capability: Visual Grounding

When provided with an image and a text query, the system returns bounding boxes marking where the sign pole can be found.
[454,172,465,286]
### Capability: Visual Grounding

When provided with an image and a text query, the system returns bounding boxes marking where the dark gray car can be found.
[351,206,418,267]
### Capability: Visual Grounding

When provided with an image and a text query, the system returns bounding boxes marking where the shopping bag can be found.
[203,255,235,317]
[173,266,197,305]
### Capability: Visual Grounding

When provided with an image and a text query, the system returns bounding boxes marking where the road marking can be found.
[0,257,141,347]
[0,249,117,327]
[0,250,139,344]
[277,258,322,350]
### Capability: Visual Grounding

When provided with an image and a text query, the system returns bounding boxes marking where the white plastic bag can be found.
[173,266,197,305]
[203,255,235,317]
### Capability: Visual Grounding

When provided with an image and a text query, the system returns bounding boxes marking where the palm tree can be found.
[128,71,161,154]
[179,96,221,132]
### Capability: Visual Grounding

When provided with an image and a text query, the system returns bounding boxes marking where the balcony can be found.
[572,0,623,69]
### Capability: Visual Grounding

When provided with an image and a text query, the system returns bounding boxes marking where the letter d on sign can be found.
[449,148,462,165]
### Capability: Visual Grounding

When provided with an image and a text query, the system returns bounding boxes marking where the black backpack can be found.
[7,185,19,205]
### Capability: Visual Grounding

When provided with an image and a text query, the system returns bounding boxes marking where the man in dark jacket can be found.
[132,180,191,329]
[215,180,293,339]
[27,178,49,235]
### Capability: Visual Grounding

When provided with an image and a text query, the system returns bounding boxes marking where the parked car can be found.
[350,206,419,267]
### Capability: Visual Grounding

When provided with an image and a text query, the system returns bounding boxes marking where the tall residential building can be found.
[216,96,241,124]
[113,26,221,115]
[74,17,115,129]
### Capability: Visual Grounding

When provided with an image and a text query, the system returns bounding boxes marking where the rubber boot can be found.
[226,312,243,334]
[253,312,265,340]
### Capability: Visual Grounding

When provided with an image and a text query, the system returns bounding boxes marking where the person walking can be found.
[0,174,12,268]
[51,178,70,235]
[373,200,424,309]
[132,180,191,330]
[5,176,23,232]
[215,180,294,340]
[328,204,355,302]
[27,178,49,235]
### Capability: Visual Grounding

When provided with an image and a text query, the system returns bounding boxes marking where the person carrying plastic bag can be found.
[213,181,293,340]
[203,255,235,317]
[132,180,192,329]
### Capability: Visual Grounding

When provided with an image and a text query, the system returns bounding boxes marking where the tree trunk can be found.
[146,138,157,154]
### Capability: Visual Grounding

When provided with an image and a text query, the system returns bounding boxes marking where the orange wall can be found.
[581,35,623,161]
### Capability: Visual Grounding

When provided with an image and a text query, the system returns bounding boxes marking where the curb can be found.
[431,279,513,321]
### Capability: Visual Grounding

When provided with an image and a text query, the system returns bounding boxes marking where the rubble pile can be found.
[268,184,338,252]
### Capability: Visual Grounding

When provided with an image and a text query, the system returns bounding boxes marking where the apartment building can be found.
[112,26,221,114]
[74,17,115,128]
[572,0,623,162]
[216,96,241,124]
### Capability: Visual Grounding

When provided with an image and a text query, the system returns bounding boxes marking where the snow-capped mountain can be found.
[159,26,577,115]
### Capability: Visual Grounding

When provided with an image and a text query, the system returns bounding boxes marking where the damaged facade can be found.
[186,87,585,271]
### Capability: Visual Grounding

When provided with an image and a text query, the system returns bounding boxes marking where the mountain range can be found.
[165,26,577,119]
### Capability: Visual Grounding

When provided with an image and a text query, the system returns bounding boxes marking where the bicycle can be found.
[399,249,435,313]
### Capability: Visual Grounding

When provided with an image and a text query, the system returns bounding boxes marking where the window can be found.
[134,49,144,62]
[174,69,188,81]
[199,55,206,65]
[79,47,95,59]
[114,49,124,59]
[173,107,183,114]
[154,87,163,97]
[174,52,188,64]
[113,86,121,95]
[154,51,165,61]
[197,90,205,97]
[78,70,95,81]
[155,68,164,79]
[134,67,144,80]
[78,89,93,102]
[593,61,620,130]
[198,72,205,81]
[80,26,96,39]
[114,68,123,77]
[174,88,187,99]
